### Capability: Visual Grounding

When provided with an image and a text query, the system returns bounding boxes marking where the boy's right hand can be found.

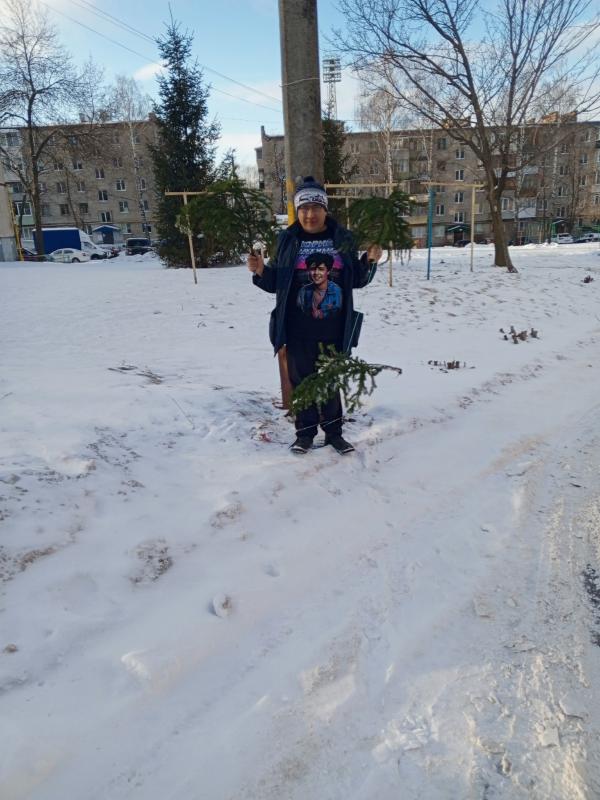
[247,250,265,276]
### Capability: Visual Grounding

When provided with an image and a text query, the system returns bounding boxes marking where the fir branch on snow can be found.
[291,346,402,415]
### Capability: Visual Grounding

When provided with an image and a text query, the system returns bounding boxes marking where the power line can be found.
[63,0,283,106]
[39,1,282,114]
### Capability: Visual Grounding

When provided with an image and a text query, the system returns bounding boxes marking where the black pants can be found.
[286,339,343,439]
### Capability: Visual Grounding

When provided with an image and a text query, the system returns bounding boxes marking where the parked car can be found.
[81,241,108,260]
[576,232,600,243]
[21,248,46,262]
[550,233,574,244]
[126,237,152,255]
[452,238,471,247]
[97,243,121,258]
[48,248,91,263]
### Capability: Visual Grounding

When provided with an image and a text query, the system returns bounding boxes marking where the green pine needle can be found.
[348,189,414,254]
[291,345,402,415]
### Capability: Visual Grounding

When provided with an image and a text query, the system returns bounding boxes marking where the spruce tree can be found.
[149,17,220,267]
[322,118,358,219]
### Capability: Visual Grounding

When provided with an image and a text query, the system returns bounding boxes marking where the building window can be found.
[138,177,147,190]
[68,135,79,145]
[77,180,86,192]
[142,199,150,210]
[437,160,447,171]
[579,175,587,186]
[112,132,120,144]
[79,203,88,214]
[122,223,132,233]
[560,142,569,154]
[41,203,51,216]
[369,163,380,175]
[53,161,64,171]
[56,182,67,194]
[580,154,588,166]
[72,160,83,171]
[134,157,144,168]
[39,182,47,193]
[349,141,360,154]
[100,211,112,222]
[59,204,70,216]
[435,204,445,216]
[557,185,566,197]
[595,171,600,185]
[594,194,600,206]
[116,179,126,191]
[454,191,464,203]
[0,131,19,146]
[538,199,548,210]
[119,200,129,212]
[437,137,447,150]
[8,181,23,194]
[12,201,32,216]
[98,189,108,201]
[501,197,513,211]
[133,133,141,144]
[455,169,464,181]
[454,211,464,223]
[455,148,465,159]
[95,167,105,179]
[113,157,123,167]
[556,205,567,217]
[559,164,568,176]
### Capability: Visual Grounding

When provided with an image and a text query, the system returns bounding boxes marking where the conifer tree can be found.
[149,17,220,267]
[322,118,358,218]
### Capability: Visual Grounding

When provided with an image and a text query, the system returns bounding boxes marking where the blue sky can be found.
[41,0,361,166]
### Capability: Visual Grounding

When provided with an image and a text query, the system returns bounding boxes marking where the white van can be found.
[551,233,574,244]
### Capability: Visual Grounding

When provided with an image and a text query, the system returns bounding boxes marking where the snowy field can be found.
[1,243,600,799]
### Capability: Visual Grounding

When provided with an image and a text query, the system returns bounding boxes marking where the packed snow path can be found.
[1,245,600,799]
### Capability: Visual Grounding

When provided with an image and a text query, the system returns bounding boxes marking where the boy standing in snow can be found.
[248,176,381,454]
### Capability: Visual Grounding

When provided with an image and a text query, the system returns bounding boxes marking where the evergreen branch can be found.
[290,346,402,415]
[348,188,414,254]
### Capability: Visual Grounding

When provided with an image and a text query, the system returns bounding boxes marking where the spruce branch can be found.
[348,188,414,258]
[291,346,402,415]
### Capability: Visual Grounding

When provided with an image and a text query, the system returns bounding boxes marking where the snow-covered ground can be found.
[2,243,600,799]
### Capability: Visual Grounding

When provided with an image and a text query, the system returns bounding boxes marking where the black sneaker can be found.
[325,434,355,454]
[290,436,313,454]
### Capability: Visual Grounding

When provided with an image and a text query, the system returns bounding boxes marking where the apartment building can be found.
[0,119,158,258]
[256,120,600,245]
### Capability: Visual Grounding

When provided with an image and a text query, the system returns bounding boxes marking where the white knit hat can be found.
[293,176,328,212]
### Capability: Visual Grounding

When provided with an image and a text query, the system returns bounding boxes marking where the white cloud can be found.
[134,62,165,82]
[217,131,263,166]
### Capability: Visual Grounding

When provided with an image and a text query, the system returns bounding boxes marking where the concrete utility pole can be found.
[277,0,324,410]
[278,0,323,221]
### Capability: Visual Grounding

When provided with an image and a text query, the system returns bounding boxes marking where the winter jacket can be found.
[252,218,377,354]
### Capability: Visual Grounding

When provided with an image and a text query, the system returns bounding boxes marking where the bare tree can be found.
[0,0,89,254]
[356,85,411,185]
[337,0,600,271]
[109,76,153,233]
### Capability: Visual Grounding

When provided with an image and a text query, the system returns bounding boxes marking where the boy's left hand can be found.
[367,244,382,263]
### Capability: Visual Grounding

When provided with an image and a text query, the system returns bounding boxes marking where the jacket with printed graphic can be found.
[252,217,377,354]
